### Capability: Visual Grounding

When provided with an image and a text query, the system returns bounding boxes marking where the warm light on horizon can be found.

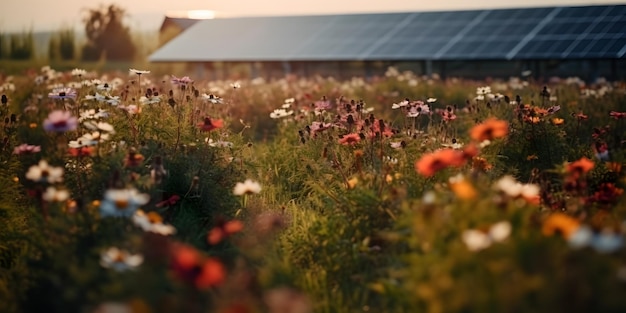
[166,10,216,19]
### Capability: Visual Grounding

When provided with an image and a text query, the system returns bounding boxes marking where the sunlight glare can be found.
[166,10,216,19]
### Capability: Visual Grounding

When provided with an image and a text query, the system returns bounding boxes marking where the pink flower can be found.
[609,111,626,119]
[13,144,41,155]
[171,75,193,85]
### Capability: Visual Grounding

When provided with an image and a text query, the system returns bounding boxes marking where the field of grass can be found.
[0,65,625,313]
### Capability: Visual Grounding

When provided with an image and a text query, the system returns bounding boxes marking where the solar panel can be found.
[555,6,609,18]
[605,39,626,56]
[149,4,626,63]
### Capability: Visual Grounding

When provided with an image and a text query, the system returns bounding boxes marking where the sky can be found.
[0,0,623,32]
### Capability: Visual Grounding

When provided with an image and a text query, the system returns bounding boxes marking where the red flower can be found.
[198,117,224,132]
[208,218,244,245]
[170,244,226,289]
[610,111,626,119]
[587,183,624,205]
[68,146,95,157]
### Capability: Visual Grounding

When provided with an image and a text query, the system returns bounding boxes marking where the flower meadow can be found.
[1,66,626,313]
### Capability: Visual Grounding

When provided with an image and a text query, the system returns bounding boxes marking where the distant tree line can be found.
[0,30,35,60]
[0,3,136,62]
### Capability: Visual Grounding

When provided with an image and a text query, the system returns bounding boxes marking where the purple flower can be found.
[48,87,77,100]
[43,110,78,132]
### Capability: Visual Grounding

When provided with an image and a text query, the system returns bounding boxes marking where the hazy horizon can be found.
[1,0,623,33]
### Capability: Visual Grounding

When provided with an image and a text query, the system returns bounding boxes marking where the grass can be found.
[0,64,625,313]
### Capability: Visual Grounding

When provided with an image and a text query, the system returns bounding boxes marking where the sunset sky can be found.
[0,0,623,32]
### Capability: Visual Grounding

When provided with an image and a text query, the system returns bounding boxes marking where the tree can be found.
[48,28,75,61]
[81,4,136,61]
[0,33,6,59]
[58,29,75,60]
[9,30,34,60]
[48,36,60,61]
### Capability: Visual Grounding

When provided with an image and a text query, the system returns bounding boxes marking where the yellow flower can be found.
[385,174,393,183]
[449,174,477,200]
[542,213,580,239]
[552,118,564,125]
[347,177,358,189]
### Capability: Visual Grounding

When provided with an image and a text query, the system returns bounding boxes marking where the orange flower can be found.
[605,162,622,173]
[199,117,224,132]
[449,175,477,200]
[208,219,244,245]
[338,133,361,145]
[469,118,509,142]
[195,258,226,289]
[472,156,492,171]
[542,213,580,239]
[566,157,594,176]
[462,143,479,160]
[552,118,564,125]
[415,149,466,177]
[171,244,226,289]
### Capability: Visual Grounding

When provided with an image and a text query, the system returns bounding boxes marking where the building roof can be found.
[149,5,626,62]
[158,17,201,33]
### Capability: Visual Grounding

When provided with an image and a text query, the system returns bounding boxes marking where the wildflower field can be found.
[1,66,626,313]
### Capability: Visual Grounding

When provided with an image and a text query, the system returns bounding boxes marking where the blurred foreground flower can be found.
[494,175,540,204]
[171,244,225,289]
[13,143,41,155]
[264,287,312,313]
[25,160,64,183]
[233,179,262,195]
[566,157,594,178]
[100,247,143,271]
[42,186,70,202]
[100,188,150,218]
[415,148,470,177]
[448,174,477,199]
[208,218,243,244]
[462,221,511,251]
[43,110,78,132]
[469,118,508,142]
[133,210,176,235]
[542,213,623,253]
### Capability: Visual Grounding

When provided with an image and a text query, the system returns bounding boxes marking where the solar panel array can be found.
[149,5,626,62]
